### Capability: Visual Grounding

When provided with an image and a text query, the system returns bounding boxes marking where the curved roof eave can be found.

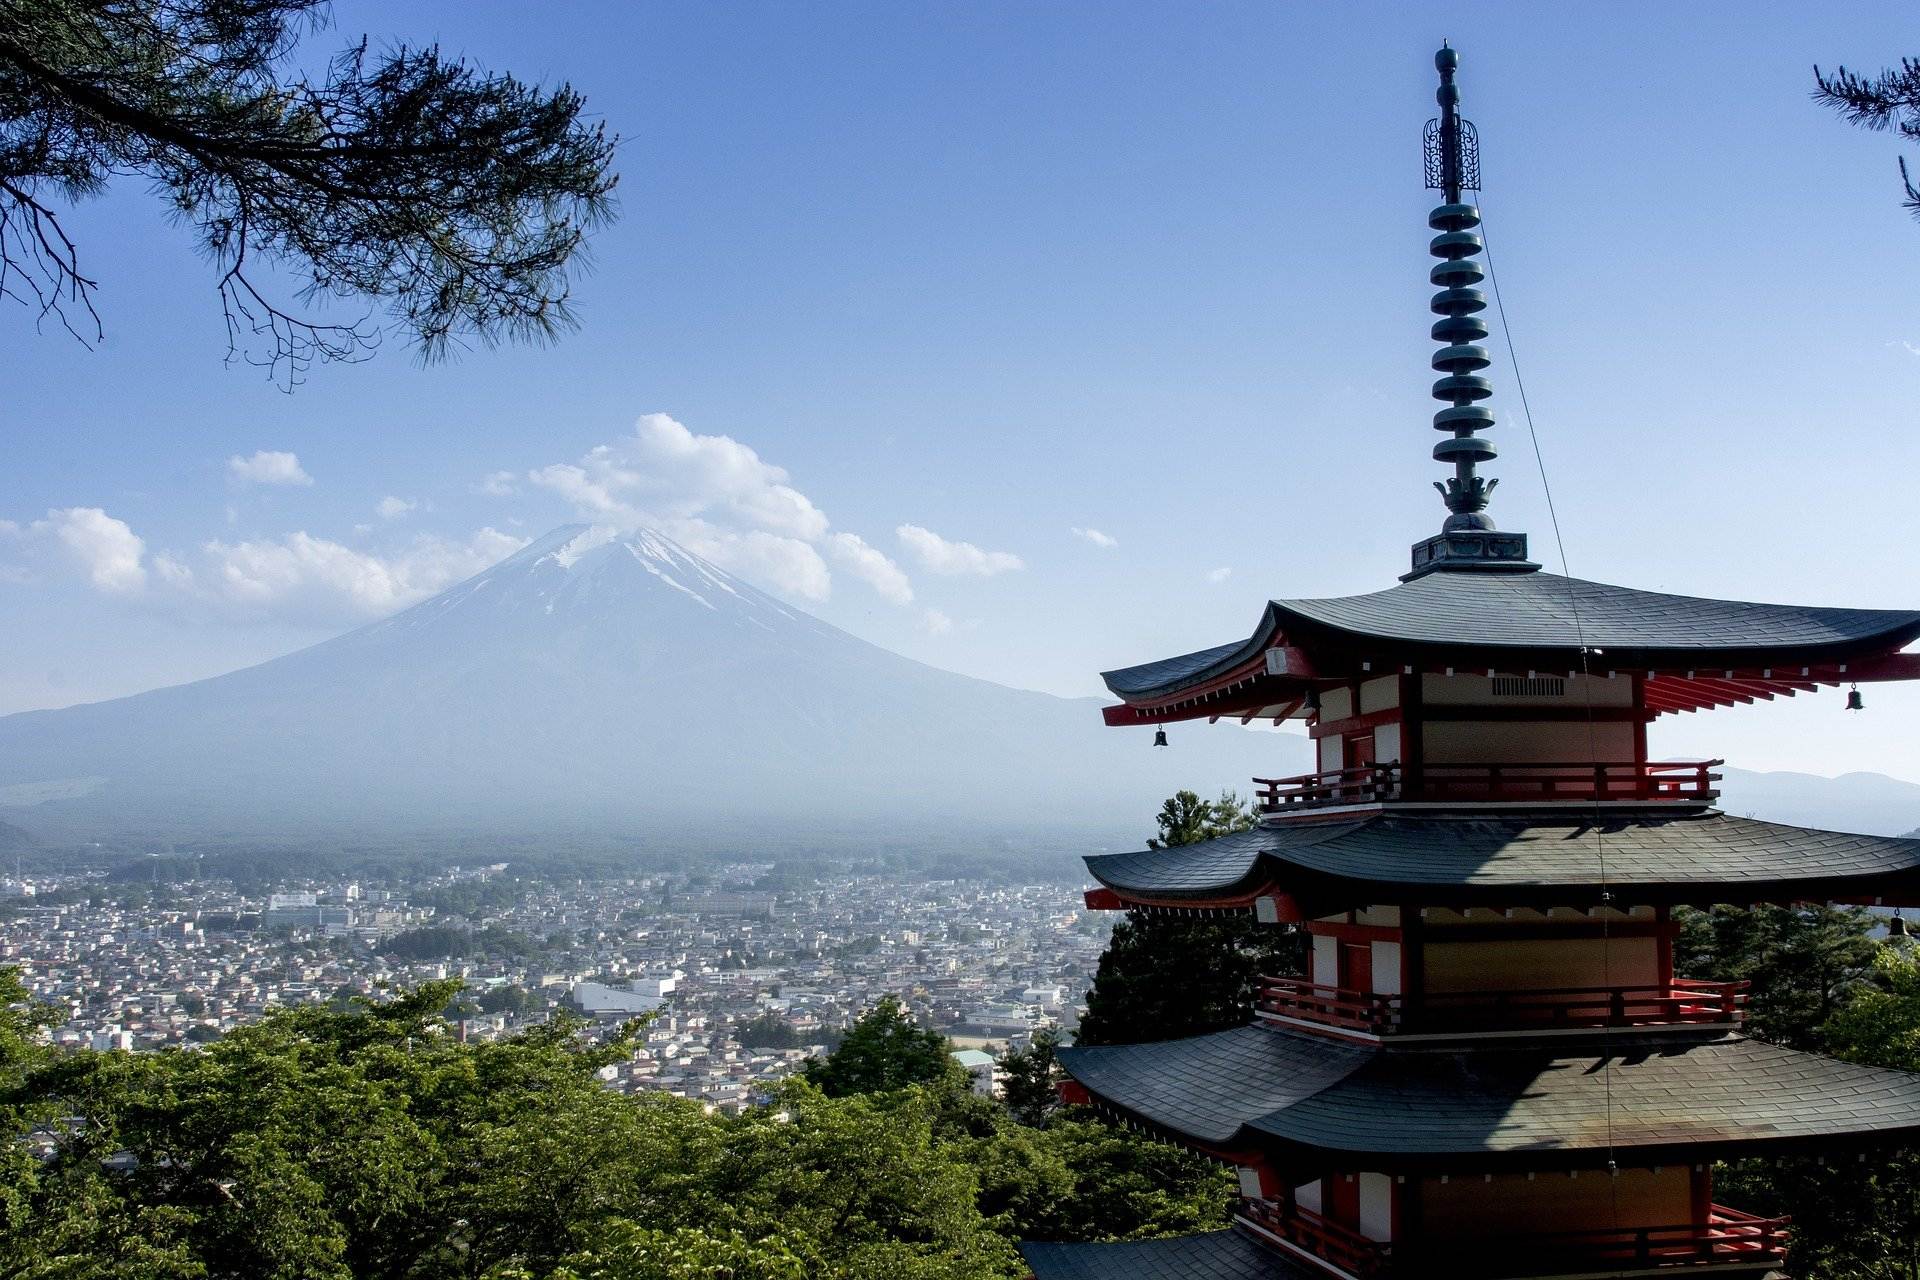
[1101,574,1920,704]
[1057,1025,1920,1167]
[1083,812,1920,904]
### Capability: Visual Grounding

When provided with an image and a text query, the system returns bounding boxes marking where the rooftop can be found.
[1055,1022,1920,1169]
[1021,1229,1307,1280]
[1082,809,1920,908]
[1104,572,1920,705]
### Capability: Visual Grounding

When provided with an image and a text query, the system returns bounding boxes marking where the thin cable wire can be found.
[1479,205,1624,1217]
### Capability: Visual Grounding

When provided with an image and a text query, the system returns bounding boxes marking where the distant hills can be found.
[1,525,1915,860]
[1717,767,1920,839]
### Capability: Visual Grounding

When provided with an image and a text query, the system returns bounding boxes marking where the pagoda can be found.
[1021,46,1920,1280]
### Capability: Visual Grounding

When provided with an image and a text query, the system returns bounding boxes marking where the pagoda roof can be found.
[1056,1023,1920,1169]
[1103,571,1920,703]
[1084,810,1920,908]
[1020,1230,1307,1280]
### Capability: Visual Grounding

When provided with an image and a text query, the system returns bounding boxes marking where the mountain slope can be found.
[0,526,1300,843]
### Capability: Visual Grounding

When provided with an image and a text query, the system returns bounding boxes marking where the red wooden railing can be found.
[1252,760,1722,812]
[1239,1197,1787,1276]
[1436,1205,1791,1274]
[1240,1195,1387,1278]
[1256,975,1748,1037]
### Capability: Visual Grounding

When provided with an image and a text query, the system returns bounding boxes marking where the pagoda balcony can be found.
[1253,760,1723,814]
[1256,975,1749,1038]
[1239,1197,1789,1277]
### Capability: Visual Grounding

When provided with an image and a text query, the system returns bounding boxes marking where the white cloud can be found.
[896,524,1023,577]
[1206,566,1232,584]
[474,470,518,497]
[44,508,148,593]
[1071,526,1118,549]
[918,608,954,635]
[667,520,831,602]
[376,496,418,521]
[227,450,313,487]
[530,414,827,541]
[826,532,913,605]
[529,413,913,606]
[196,528,527,622]
[6,503,526,626]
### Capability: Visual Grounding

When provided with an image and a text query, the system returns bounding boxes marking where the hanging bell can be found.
[1846,686,1865,712]
[1152,728,1169,748]
[1890,914,1908,938]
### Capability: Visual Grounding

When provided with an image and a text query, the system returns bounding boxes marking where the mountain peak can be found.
[0,521,1280,842]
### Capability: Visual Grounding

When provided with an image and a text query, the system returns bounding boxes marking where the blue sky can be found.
[6,2,1920,778]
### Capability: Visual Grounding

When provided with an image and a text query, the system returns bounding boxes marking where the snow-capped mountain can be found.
[0,526,1298,844]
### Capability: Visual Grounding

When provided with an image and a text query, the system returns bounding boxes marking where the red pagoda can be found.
[1021,46,1920,1280]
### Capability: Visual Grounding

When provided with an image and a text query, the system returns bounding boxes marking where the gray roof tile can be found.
[1085,810,1920,901]
[1103,572,1920,700]
[1056,1025,1920,1162]
[1020,1230,1309,1280]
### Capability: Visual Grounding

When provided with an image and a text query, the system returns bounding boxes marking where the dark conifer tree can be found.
[1817,57,1920,223]
[0,0,617,381]
[1075,791,1305,1046]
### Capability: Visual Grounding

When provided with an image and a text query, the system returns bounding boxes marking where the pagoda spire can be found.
[1406,43,1536,579]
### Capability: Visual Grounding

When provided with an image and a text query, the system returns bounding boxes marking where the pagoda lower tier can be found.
[1028,1022,1920,1280]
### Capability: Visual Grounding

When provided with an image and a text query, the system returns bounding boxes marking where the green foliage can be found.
[0,965,1240,1277]
[734,1010,810,1051]
[0,0,617,380]
[973,1117,1233,1244]
[1145,789,1256,850]
[477,984,540,1017]
[382,924,541,962]
[1675,904,1880,1050]
[803,997,960,1097]
[997,1030,1061,1128]
[1077,789,1302,1046]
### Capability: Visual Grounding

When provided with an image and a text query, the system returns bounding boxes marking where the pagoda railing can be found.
[1401,1205,1791,1275]
[1240,1195,1387,1278]
[1239,1197,1787,1276]
[1253,760,1722,812]
[1256,975,1748,1037]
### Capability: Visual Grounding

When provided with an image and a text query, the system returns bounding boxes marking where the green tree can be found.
[1077,790,1303,1046]
[978,1117,1233,1244]
[997,1030,1061,1128]
[0,0,617,380]
[1146,789,1256,849]
[1674,904,1879,1049]
[803,997,960,1098]
[735,1010,806,1051]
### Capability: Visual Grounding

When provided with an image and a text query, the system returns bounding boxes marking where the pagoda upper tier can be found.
[1102,569,1920,726]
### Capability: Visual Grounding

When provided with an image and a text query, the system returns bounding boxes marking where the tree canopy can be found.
[0,967,1232,1278]
[802,996,959,1098]
[0,0,618,382]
